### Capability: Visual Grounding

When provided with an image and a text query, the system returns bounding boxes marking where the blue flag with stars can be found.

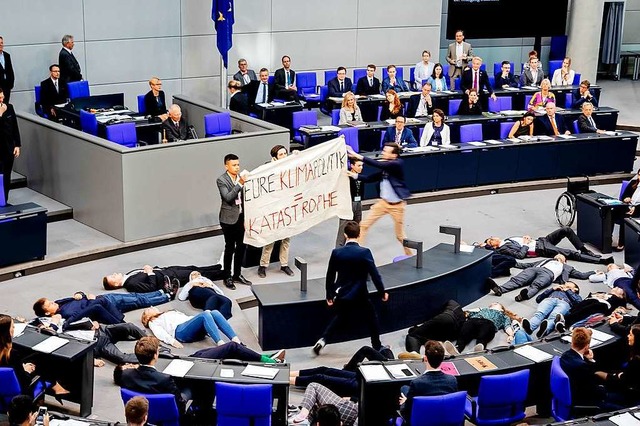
[211,0,234,68]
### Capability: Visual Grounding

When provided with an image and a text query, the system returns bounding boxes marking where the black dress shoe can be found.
[170,278,180,300]
[224,278,236,290]
[233,275,252,285]
[600,256,614,265]
[162,275,172,295]
[581,248,601,258]
[515,288,528,302]
[281,266,294,276]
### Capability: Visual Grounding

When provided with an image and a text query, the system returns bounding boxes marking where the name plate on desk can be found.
[465,356,497,371]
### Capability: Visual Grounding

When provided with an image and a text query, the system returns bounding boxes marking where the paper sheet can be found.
[385,363,416,379]
[241,365,278,380]
[459,244,475,253]
[50,420,91,426]
[485,139,503,145]
[467,142,486,146]
[514,345,553,362]
[219,368,235,378]
[33,336,69,354]
[590,328,614,342]
[13,323,27,337]
[162,359,194,378]
[610,412,640,426]
[360,365,390,381]
[440,362,460,376]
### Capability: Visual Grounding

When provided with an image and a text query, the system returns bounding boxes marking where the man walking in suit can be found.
[58,34,82,83]
[217,153,252,289]
[102,263,225,293]
[274,55,299,101]
[347,142,413,255]
[314,221,388,354]
[399,340,459,419]
[327,67,353,98]
[39,64,68,120]
[382,116,417,148]
[227,80,249,115]
[232,58,257,87]
[0,37,15,102]
[535,102,571,136]
[446,30,473,80]
[0,88,20,203]
[161,104,192,142]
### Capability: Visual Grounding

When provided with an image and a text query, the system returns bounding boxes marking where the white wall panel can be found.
[272,0,357,31]
[272,30,357,71]
[182,77,221,107]
[10,44,68,92]
[357,27,440,69]
[182,36,221,79]
[182,0,272,36]
[358,0,439,28]
[228,33,273,73]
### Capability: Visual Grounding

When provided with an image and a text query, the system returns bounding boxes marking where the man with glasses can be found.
[232,58,257,87]
[520,56,544,86]
[274,55,299,101]
[495,61,518,89]
[382,116,417,148]
[143,77,168,120]
[39,64,68,120]
[572,79,599,109]
[355,64,381,96]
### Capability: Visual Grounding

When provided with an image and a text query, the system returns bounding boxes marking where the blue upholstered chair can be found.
[565,93,574,108]
[0,177,5,207]
[67,80,90,99]
[572,120,580,134]
[464,369,529,426]
[80,110,98,136]
[548,60,563,81]
[454,78,461,90]
[500,121,515,139]
[137,95,146,115]
[204,112,232,137]
[459,123,483,143]
[524,95,533,110]
[353,68,367,84]
[488,96,512,113]
[573,73,581,85]
[268,75,275,85]
[120,388,180,426]
[324,70,337,85]
[215,382,272,426]
[493,62,515,77]
[393,255,411,263]
[292,110,317,143]
[407,391,468,426]
[34,85,45,117]
[105,122,138,148]
[550,357,600,422]
[339,127,359,153]
[409,67,416,89]
[319,85,331,115]
[620,180,630,199]
[449,99,462,116]
[488,76,495,89]
[331,109,340,126]
[296,72,317,98]
[0,367,48,413]
[383,67,404,82]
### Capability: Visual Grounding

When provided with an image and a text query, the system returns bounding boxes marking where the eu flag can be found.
[211,0,234,68]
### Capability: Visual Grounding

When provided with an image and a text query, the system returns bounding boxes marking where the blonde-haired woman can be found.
[141,307,240,348]
[338,92,363,125]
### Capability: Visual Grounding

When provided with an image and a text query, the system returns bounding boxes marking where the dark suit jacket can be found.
[161,118,190,142]
[403,370,459,420]
[520,69,544,87]
[244,80,274,106]
[494,239,529,259]
[0,51,15,92]
[362,155,411,200]
[123,270,166,293]
[274,68,296,91]
[229,92,249,115]
[458,101,483,115]
[0,103,21,159]
[572,90,599,109]
[120,365,186,412]
[494,73,518,89]
[382,77,409,93]
[560,349,605,406]
[58,48,82,83]
[217,172,243,225]
[39,78,68,116]
[535,114,569,136]
[578,114,598,133]
[232,69,257,86]
[327,77,353,98]
[460,68,493,96]
[144,90,167,117]
[355,76,381,96]
[325,242,385,301]
[383,127,417,148]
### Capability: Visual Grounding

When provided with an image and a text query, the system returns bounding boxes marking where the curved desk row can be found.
[251,243,492,351]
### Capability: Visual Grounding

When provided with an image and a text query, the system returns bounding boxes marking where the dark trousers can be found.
[491,253,517,278]
[73,298,125,326]
[189,341,261,362]
[321,298,382,349]
[295,367,357,397]
[537,227,600,263]
[500,267,554,298]
[95,323,145,364]
[406,315,459,352]
[0,153,14,203]
[160,265,225,285]
[188,286,233,319]
[220,216,246,278]
[343,345,391,371]
[565,299,613,327]
[456,318,496,353]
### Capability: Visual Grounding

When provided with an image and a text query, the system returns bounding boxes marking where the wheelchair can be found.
[554,176,594,227]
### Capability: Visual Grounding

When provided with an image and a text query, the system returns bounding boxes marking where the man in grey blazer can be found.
[217,153,252,289]
[232,58,257,87]
[446,30,473,80]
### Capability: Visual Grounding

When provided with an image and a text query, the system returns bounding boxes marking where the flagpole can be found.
[220,57,227,108]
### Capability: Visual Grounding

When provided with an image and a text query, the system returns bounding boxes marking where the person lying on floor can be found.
[102,263,225,293]
[177,271,232,319]
[555,287,627,333]
[590,264,640,310]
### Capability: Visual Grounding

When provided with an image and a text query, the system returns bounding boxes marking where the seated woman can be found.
[419,108,450,146]
[528,78,555,111]
[338,92,363,125]
[0,314,70,401]
[141,307,241,348]
[551,57,575,87]
[426,63,448,92]
[380,90,402,121]
[177,271,232,319]
[508,111,535,138]
[605,324,640,406]
[289,346,393,397]
[289,383,358,426]
[457,88,482,115]
[447,302,518,354]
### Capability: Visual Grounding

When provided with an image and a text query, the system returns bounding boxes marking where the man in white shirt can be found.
[446,30,473,80]
[414,82,433,117]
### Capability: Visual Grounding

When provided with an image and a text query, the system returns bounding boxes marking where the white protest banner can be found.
[243,137,353,246]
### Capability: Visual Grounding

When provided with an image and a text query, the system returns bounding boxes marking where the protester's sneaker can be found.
[313,338,325,355]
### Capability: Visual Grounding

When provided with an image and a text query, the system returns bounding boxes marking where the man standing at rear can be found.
[314,221,388,355]
[58,34,82,83]
[0,37,15,102]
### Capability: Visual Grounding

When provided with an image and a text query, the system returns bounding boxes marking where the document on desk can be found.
[13,323,27,337]
[467,142,486,146]
[440,362,460,376]
[557,134,575,139]
[270,101,286,106]
[33,336,69,354]
[459,244,475,253]
[502,87,519,91]
[219,368,235,378]
[321,125,342,132]
[369,94,386,100]
[590,328,614,342]
[610,412,640,426]
[162,359,194,377]
[257,102,271,108]
[485,139,503,145]
[514,345,553,362]
[241,365,279,380]
[50,420,91,426]
[465,356,497,371]
[385,363,416,379]
[360,364,391,381]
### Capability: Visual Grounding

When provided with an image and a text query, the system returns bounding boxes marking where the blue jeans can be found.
[174,310,236,343]
[99,290,169,313]
[530,298,571,335]
[514,329,533,345]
